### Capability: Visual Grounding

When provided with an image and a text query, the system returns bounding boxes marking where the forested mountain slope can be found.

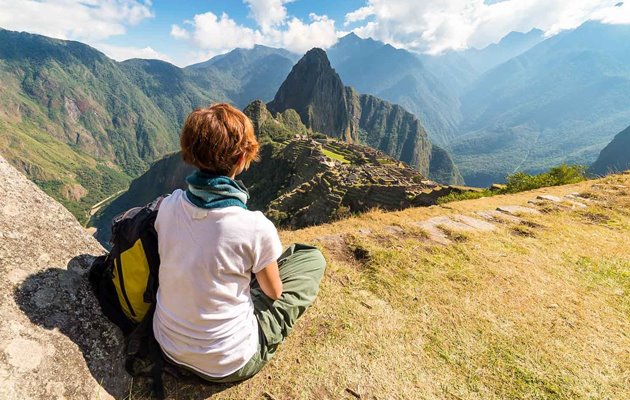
[590,124,630,175]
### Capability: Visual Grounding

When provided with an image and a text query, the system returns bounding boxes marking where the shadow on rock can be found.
[14,254,238,400]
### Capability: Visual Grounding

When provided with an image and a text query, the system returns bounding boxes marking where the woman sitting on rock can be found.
[153,103,326,382]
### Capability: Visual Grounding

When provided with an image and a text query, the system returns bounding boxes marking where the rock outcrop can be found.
[0,152,261,400]
[0,156,128,399]
[268,48,464,185]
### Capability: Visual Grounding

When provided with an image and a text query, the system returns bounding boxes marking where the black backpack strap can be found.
[125,302,166,399]
[149,332,165,400]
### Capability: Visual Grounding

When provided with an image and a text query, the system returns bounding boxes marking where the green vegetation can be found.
[0,29,299,224]
[504,164,586,193]
[0,117,131,222]
[322,148,351,164]
[437,189,494,205]
[34,165,130,224]
[438,164,586,204]
[376,157,395,165]
[573,256,630,316]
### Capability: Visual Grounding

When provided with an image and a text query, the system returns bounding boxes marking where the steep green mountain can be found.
[453,21,630,186]
[268,48,463,185]
[328,34,461,145]
[0,29,180,219]
[118,59,218,130]
[92,100,464,245]
[0,29,296,221]
[589,124,630,175]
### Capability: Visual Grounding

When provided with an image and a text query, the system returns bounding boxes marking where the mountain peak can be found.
[498,28,544,46]
[338,32,362,44]
[268,48,349,138]
[301,47,331,66]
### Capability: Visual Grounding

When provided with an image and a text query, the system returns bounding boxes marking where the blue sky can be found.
[1,0,629,67]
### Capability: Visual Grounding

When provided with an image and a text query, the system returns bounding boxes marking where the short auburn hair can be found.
[180,103,259,175]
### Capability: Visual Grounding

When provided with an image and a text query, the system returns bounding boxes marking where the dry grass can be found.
[149,175,630,399]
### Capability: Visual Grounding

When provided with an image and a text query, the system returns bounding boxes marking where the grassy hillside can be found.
[128,173,630,399]
[0,29,180,222]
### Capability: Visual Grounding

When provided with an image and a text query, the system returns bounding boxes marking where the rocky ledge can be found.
[0,155,258,399]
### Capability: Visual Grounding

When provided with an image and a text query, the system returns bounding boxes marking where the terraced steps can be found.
[409,185,595,245]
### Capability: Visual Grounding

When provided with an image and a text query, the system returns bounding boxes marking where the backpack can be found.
[89,196,164,331]
[89,196,167,398]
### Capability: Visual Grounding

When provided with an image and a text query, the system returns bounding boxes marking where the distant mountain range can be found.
[327,24,630,186]
[326,30,545,146]
[2,21,630,219]
[459,29,545,75]
[327,33,461,146]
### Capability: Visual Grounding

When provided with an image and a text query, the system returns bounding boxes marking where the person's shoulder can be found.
[158,189,183,209]
[231,208,272,225]
[170,189,185,199]
[252,210,276,225]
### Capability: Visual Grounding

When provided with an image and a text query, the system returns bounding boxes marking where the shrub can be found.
[437,190,493,205]
[505,164,586,193]
[437,164,586,205]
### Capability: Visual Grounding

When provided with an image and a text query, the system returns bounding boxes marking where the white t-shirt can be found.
[152,189,283,378]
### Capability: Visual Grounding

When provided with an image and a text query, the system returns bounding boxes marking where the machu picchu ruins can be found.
[262,137,461,227]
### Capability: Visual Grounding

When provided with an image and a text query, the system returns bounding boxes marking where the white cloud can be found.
[171,9,338,59]
[243,0,291,31]
[170,24,190,40]
[281,14,338,53]
[346,0,630,54]
[189,12,262,52]
[344,6,374,26]
[93,43,173,63]
[0,0,153,41]
[592,1,630,25]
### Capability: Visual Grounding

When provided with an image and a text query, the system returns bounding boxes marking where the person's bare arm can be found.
[255,261,283,300]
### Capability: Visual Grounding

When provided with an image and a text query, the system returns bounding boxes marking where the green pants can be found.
[184,243,326,383]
